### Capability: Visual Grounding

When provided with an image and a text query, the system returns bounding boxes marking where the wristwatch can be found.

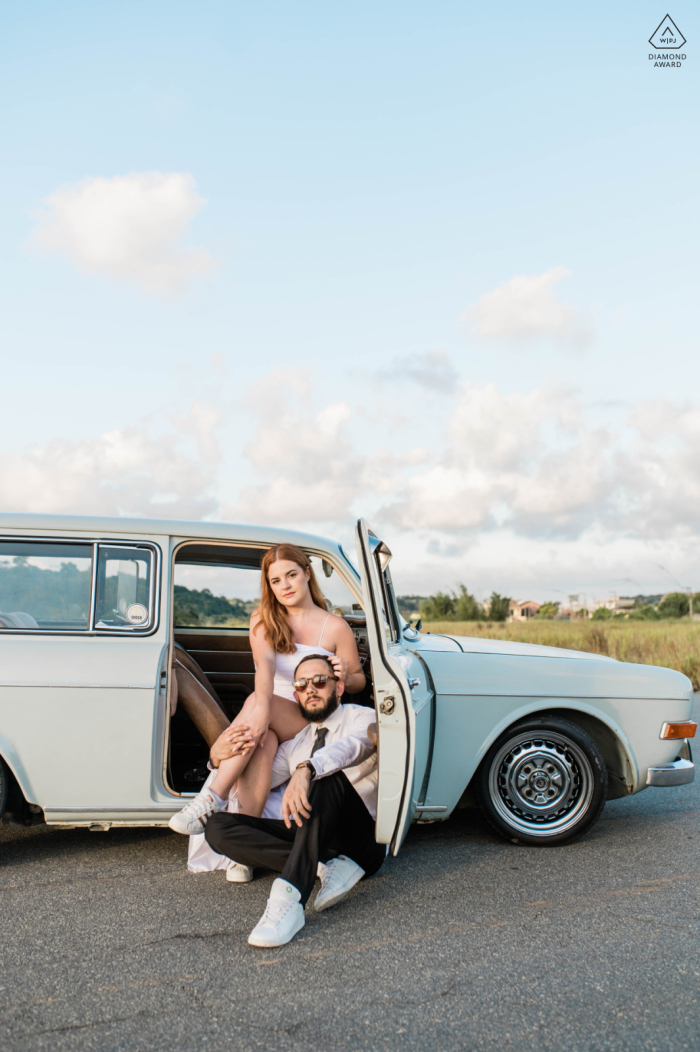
[295,760,317,780]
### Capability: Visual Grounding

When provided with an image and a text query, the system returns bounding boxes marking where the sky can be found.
[1,1,698,605]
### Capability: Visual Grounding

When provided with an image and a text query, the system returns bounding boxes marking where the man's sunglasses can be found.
[293,674,338,692]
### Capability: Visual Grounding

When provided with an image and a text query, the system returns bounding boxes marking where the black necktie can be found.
[311,727,328,755]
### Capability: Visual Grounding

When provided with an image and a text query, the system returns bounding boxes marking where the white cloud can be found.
[0,400,221,519]
[378,350,458,393]
[230,369,368,526]
[29,172,217,297]
[463,266,592,345]
[6,366,700,597]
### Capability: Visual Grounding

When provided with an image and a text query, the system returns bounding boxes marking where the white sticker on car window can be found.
[126,603,148,626]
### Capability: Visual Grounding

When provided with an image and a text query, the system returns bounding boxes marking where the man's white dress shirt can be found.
[270,702,378,819]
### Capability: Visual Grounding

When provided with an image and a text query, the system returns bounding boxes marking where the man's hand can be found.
[282,767,313,828]
[210,724,256,767]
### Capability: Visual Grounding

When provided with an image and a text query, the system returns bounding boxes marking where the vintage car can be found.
[0,513,695,851]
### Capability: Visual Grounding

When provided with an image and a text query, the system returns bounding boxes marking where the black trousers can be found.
[205,771,385,906]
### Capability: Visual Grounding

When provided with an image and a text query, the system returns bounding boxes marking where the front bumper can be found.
[647,756,695,787]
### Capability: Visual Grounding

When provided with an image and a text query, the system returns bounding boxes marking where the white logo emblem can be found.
[126,603,148,625]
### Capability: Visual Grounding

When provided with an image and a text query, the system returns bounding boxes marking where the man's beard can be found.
[299,691,339,723]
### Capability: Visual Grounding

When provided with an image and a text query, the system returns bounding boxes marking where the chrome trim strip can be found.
[435,692,690,701]
[44,806,181,813]
[646,757,695,786]
[0,684,154,690]
[88,541,99,630]
[414,805,448,812]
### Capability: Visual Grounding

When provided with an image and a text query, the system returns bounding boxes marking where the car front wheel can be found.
[475,716,608,846]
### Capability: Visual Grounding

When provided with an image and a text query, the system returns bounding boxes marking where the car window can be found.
[173,561,261,627]
[307,555,361,616]
[0,541,92,630]
[95,546,154,629]
[377,563,400,643]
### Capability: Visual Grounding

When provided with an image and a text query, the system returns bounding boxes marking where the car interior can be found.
[166,542,374,794]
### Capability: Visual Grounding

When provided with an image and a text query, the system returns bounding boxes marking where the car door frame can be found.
[356,518,416,854]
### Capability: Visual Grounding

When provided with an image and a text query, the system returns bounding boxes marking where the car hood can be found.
[416,632,615,661]
[411,632,692,700]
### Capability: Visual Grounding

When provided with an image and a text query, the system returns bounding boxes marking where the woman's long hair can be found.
[254,544,327,654]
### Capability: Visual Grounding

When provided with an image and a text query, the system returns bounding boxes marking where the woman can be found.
[169,543,365,835]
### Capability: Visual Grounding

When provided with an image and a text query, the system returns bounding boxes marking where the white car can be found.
[0,513,695,851]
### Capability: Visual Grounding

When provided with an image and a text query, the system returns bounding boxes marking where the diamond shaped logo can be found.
[649,15,686,49]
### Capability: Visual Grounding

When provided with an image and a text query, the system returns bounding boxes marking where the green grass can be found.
[422,619,700,688]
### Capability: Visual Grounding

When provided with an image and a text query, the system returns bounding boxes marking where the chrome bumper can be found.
[647,757,695,787]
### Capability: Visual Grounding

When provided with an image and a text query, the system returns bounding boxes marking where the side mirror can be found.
[406,616,422,633]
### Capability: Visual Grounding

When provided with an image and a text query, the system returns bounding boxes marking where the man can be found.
[205,653,383,948]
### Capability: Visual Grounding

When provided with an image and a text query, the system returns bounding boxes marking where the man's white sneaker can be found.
[313,855,365,912]
[168,790,224,836]
[248,878,305,948]
[226,860,254,883]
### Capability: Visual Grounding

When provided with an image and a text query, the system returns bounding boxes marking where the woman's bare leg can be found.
[236,731,279,816]
[209,693,307,800]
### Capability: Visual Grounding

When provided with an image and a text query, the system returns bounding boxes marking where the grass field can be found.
[422,619,700,688]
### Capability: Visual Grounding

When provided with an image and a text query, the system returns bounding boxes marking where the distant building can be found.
[509,600,540,622]
[592,596,635,613]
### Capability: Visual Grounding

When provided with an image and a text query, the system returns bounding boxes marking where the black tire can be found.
[475,716,608,846]
[0,757,9,823]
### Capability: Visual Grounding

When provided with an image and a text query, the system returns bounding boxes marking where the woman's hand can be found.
[210,725,256,767]
[233,705,271,749]
[328,653,349,685]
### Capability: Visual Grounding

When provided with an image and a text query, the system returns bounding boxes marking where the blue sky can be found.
[1,2,698,602]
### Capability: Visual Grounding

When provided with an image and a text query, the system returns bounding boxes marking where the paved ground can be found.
[2,745,700,1051]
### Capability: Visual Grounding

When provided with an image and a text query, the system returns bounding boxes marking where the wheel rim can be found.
[488,730,595,837]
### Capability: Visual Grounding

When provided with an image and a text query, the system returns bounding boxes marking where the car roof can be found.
[0,512,343,555]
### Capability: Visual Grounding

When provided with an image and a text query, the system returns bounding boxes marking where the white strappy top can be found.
[273,613,334,702]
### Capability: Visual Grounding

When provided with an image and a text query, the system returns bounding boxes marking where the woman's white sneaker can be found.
[168,790,224,836]
[313,855,365,912]
[226,860,254,883]
[248,879,305,947]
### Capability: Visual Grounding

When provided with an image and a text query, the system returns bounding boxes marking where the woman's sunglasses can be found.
[293,674,338,692]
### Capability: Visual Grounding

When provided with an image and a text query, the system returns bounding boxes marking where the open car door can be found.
[356,518,416,855]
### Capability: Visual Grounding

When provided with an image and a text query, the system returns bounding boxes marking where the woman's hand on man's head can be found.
[328,653,348,685]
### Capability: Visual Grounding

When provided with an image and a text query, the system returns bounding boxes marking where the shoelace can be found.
[320,861,344,892]
[261,898,295,925]
[186,792,216,816]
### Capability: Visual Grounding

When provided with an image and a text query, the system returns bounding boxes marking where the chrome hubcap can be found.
[488,731,594,837]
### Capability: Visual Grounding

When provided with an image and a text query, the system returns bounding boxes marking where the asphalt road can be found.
[2,731,700,1051]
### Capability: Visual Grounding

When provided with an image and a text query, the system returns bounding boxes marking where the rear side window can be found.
[0,539,159,633]
[0,541,92,630]
[95,546,154,630]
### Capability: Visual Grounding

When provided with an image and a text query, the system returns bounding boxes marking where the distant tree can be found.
[591,607,613,621]
[454,584,483,621]
[535,601,559,620]
[628,604,661,621]
[173,585,252,626]
[657,592,689,618]
[488,592,511,622]
[420,591,456,620]
[396,595,426,618]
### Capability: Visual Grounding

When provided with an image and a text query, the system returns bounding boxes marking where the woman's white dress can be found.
[187,621,334,873]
